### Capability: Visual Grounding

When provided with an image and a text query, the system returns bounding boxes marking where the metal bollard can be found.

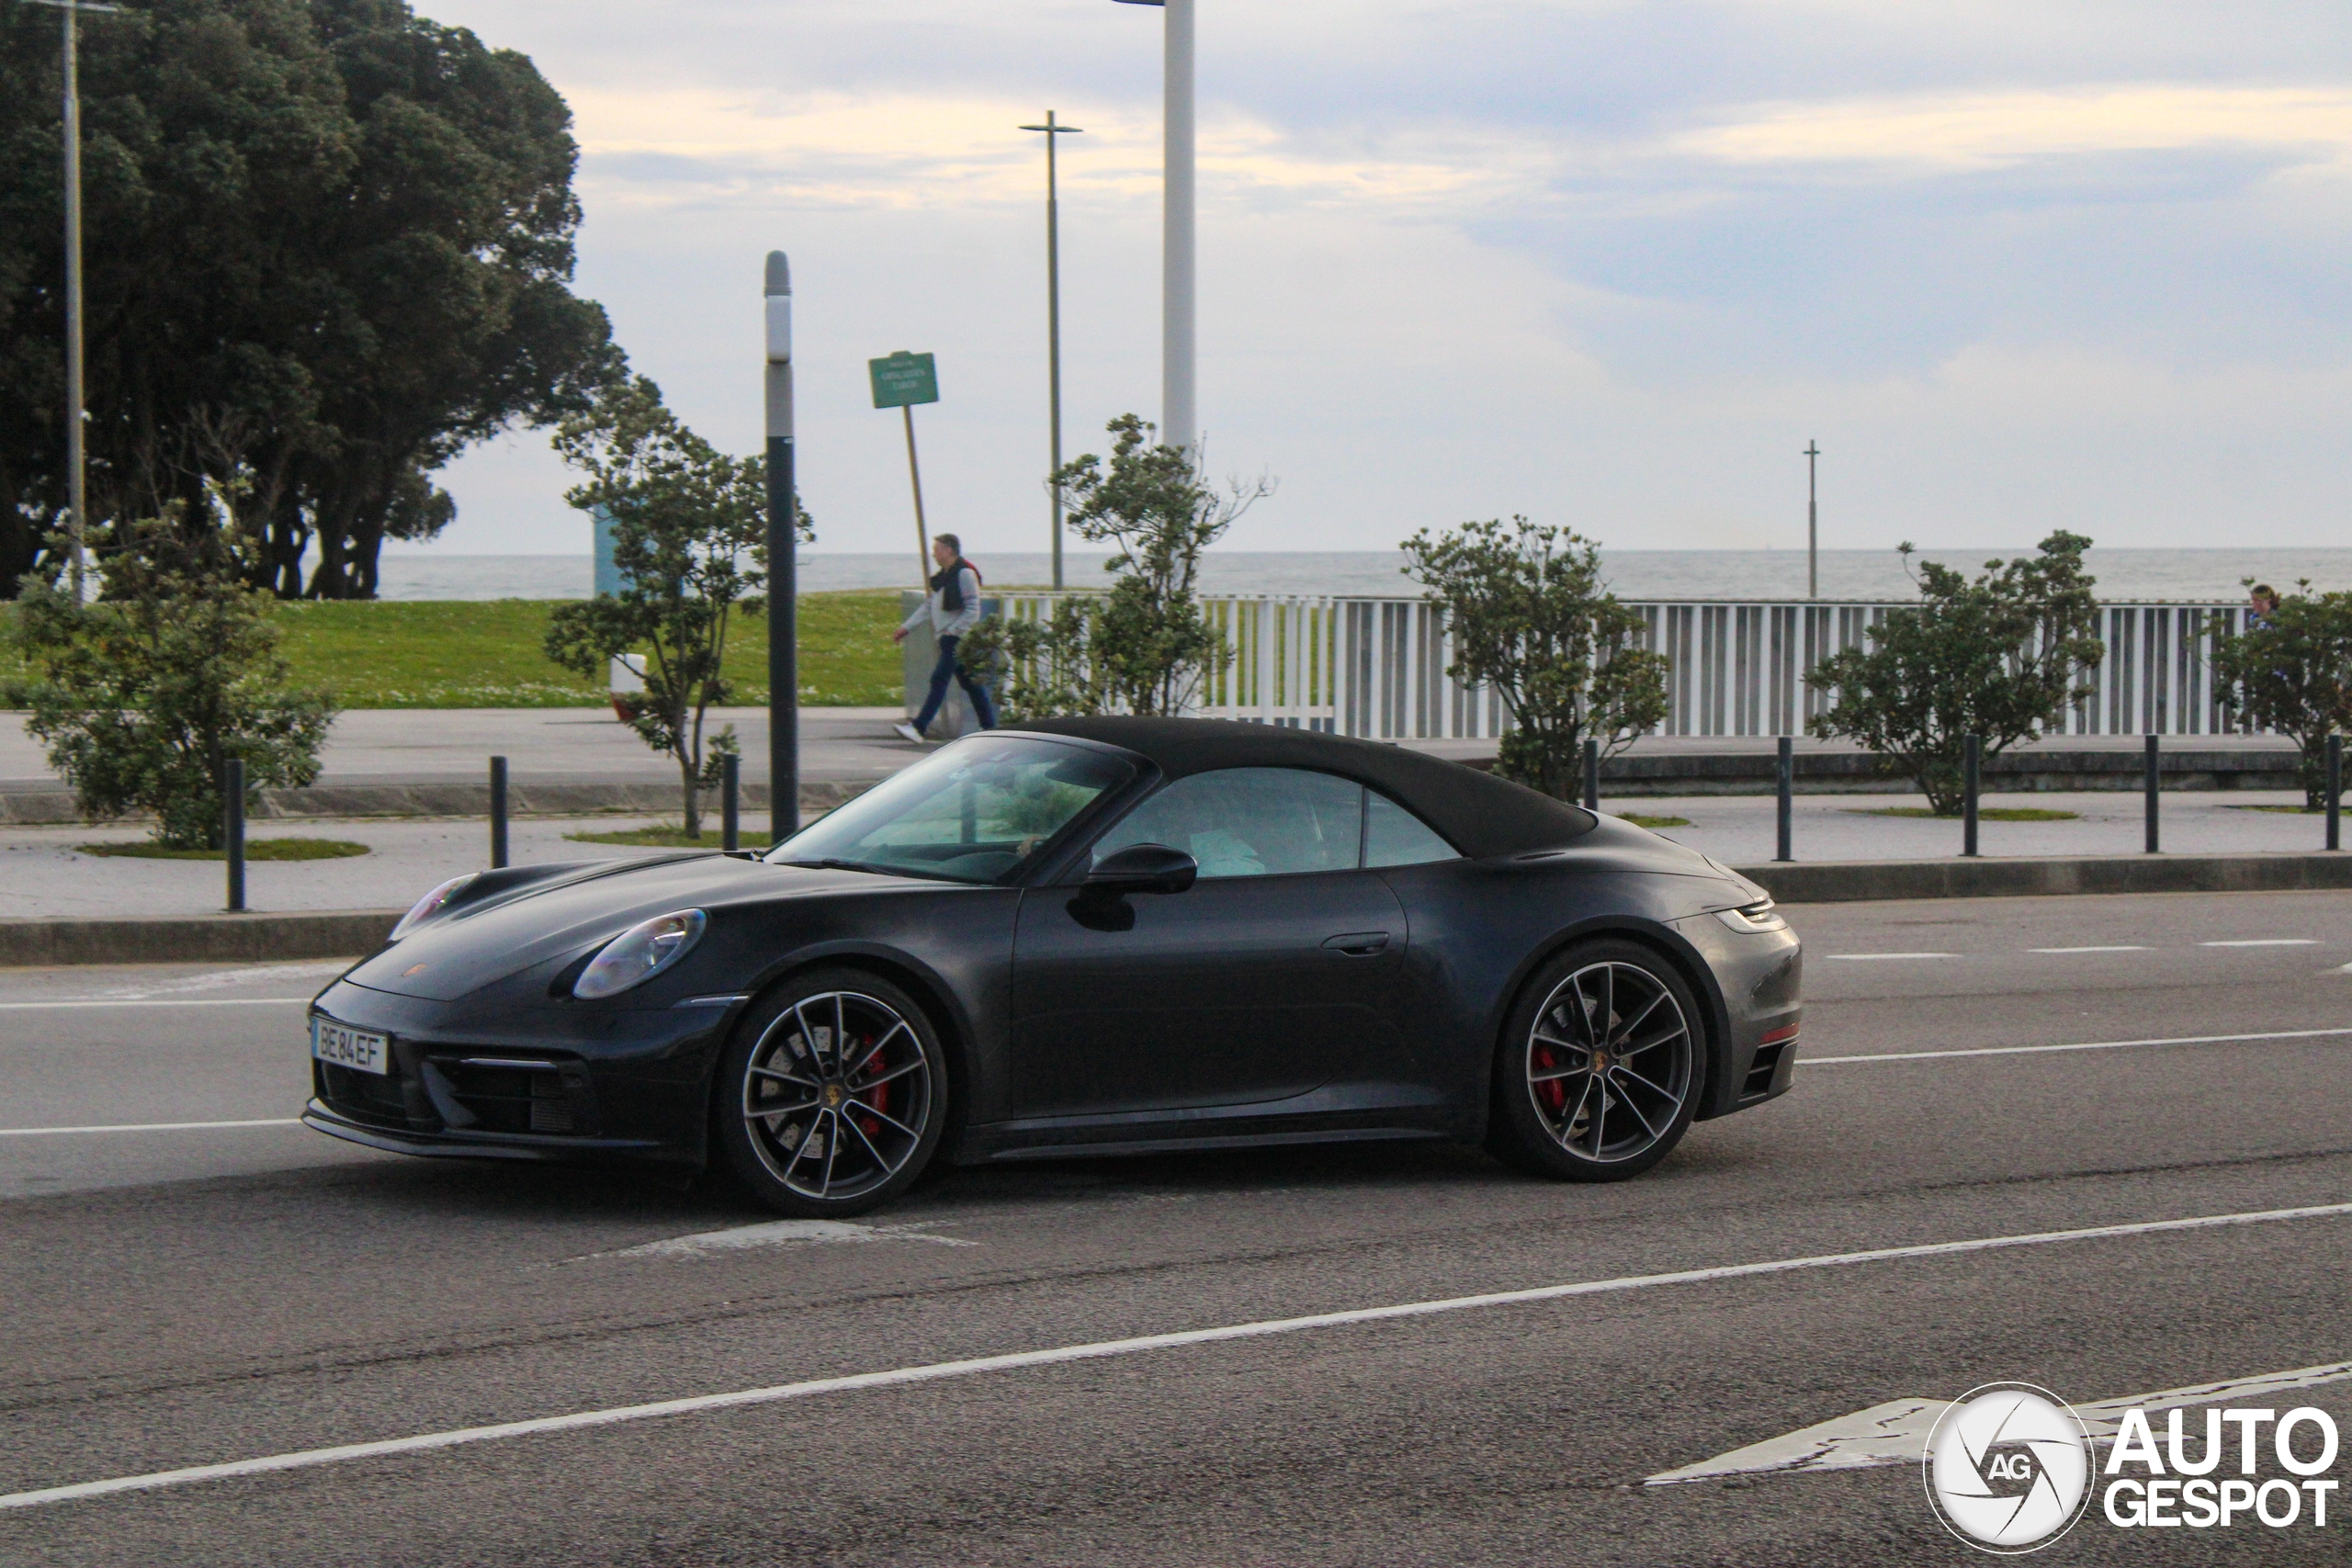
[223,756,246,913]
[2144,734,2160,853]
[489,755,509,869]
[1775,736,1793,863]
[722,751,741,852]
[1581,739,1600,811]
[1962,735,1980,858]
[2330,734,2343,852]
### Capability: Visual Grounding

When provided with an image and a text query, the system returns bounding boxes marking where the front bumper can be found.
[302,978,739,1171]
[302,1100,668,1164]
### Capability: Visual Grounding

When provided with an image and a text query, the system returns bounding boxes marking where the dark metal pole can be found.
[2143,734,2160,853]
[488,755,508,869]
[223,756,245,913]
[1581,739,1600,811]
[1962,735,1980,858]
[1775,736,1793,862]
[721,751,741,853]
[2329,734,2343,852]
[765,253,800,844]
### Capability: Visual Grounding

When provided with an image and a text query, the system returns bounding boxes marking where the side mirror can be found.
[1083,842,1198,897]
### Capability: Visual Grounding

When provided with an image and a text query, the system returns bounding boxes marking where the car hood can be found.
[343,853,902,1002]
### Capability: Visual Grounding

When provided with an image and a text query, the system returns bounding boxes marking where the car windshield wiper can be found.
[772,857,970,884]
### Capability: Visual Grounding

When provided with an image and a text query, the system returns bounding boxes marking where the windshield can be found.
[766,736,1134,885]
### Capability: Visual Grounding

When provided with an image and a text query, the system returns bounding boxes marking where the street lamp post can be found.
[1018,111,1084,591]
[764,252,798,844]
[24,0,125,605]
[1113,0,1193,456]
[1804,439,1821,601]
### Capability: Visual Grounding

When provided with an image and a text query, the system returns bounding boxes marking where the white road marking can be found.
[7,1200,2352,1513]
[2200,939,2319,947]
[1806,1025,2352,1066]
[586,1219,977,1259]
[2,961,346,1005]
[1646,1359,2352,1484]
[1823,953,1958,961]
[0,998,311,1012]
[0,1118,302,1138]
[2029,945,2149,953]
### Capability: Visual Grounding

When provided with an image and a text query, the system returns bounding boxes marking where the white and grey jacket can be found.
[900,564,982,640]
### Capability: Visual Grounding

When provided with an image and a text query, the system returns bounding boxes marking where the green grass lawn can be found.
[1615,813,1691,829]
[5,592,907,709]
[78,838,370,860]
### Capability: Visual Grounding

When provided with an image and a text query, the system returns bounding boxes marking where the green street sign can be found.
[868,351,939,410]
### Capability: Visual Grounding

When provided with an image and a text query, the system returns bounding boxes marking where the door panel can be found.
[1011,872,1408,1118]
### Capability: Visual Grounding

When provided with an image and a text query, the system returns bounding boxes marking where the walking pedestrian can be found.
[892,534,998,743]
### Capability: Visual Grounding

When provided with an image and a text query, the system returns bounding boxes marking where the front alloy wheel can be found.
[715,971,947,1216]
[1491,942,1700,1181]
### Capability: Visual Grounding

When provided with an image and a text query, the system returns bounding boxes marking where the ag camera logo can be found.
[1923,1382,2094,1552]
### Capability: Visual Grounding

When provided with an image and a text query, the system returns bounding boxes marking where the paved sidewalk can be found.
[1607,786,2333,864]
[0,817,684,921]
[0,788,2334,922]
[0,707,918,793]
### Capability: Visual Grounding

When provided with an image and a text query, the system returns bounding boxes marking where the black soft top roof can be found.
[1011,716,1596,859]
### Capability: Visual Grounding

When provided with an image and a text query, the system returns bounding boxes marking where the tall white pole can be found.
[1162,0,1195,457]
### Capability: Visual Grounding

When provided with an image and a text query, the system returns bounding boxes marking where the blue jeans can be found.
[913,635,997,734]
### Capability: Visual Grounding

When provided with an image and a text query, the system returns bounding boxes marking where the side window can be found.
[1091,768,1365,878]
[1364,790,1460,867]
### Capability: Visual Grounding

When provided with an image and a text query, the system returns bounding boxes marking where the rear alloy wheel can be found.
[715,971,947,1217]
[1489,942,1700,1181]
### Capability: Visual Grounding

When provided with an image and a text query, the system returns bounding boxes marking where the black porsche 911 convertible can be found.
[304,717,1802,1215]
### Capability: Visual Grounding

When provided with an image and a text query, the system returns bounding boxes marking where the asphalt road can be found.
[3,889,2350,1565]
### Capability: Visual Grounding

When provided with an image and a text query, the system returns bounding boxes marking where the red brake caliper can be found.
[855,1033,888,1136]
[1532,1045,1567,1113]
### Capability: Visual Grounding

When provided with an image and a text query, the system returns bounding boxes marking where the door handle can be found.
[1322,931,1390,955]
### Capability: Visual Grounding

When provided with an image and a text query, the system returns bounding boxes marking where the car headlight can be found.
[390,874,479,941]
[1713,897,1788,934]
[573,909,707,1000]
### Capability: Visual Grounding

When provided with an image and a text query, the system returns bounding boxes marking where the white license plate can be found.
[311,1017,390,1076]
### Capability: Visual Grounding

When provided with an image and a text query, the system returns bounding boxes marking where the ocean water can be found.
[375,548,2352,604]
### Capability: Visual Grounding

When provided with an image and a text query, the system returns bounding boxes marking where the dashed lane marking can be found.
[0,1118,303,1138]
[1823,953,1958,961]
[0,998,311,1011]
[2029,945,2149,953]
[7,1200,2352,1513]
[1806,1025,2352,1066]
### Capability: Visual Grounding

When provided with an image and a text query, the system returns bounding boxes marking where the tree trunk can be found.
[679,751,702,839]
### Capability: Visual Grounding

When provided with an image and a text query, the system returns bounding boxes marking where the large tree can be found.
[0,0,614,598]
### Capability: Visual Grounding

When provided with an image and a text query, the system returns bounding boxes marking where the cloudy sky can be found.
[413,1,2352,559]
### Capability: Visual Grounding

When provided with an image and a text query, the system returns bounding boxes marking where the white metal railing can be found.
[974,595,2266,740]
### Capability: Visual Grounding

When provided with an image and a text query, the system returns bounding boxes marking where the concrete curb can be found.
[0,780,872,828]
[1742,852,2352,905]
[6,853,2348,966]
[0,910,402,969]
